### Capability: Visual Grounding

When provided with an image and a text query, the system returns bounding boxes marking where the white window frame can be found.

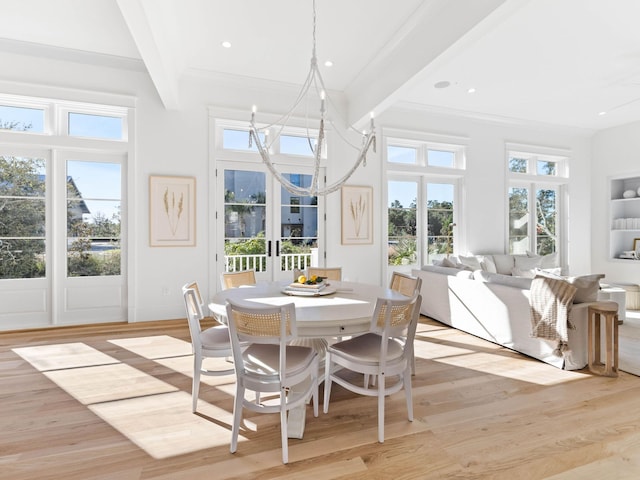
[384,129,467,281]
[0,91,132,329]
[506,143,569,259]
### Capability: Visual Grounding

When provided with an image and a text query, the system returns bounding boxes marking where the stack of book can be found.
[286,282,327,293]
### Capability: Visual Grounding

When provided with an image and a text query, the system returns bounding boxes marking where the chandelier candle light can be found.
[248,0,376,196]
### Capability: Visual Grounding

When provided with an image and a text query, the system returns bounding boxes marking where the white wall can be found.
[0,50,596,324]
[592,121,640,284]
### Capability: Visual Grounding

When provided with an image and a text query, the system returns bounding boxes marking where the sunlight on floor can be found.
[12,342,119,371]
[108,335,193,359]
[12,337,243,459]
[89,391,236,459]
[44,363,177,405]
[415,323,587,385]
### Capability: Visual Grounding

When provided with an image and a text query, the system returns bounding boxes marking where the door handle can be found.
[267,240,272,257]
[275,240,280,257]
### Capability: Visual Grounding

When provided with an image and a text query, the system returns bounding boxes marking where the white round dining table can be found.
[208,280,406,338]
[208,279,406,439]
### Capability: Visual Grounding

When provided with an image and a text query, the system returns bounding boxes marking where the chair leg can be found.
[312,365,319,418]
[323,353,332,413]
[192,353,202,413]
[280,391,288,464]
[404,367,414,422]
[377,373,385,443]
[230,384,244,454]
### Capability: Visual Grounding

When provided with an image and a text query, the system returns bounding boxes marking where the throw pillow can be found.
[467,253,498,273]
[480,255,498,273]
[535,270,605,303]
[459,255,482,271]
[568,273,605,303]
[441,257,458,268]
[492,254,516,275]
[526,251,559,268]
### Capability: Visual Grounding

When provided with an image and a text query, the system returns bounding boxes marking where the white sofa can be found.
[411,255,611,370]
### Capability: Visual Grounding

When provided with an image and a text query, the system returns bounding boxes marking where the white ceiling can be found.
[2,0,640,132]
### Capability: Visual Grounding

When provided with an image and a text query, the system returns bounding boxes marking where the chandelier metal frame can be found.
[248,0,376,196]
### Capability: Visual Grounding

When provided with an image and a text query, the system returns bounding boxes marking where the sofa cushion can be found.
[475,270,533,289]
[421,265,474,278]
[514,255,543,270]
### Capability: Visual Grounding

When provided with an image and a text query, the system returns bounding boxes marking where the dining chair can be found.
[389,272,423,376]
[390,271,423,297]
[323,292,422,443]
[221,270,257,289]
[307,266,342,281]
[225,299,319,464]
[182,282,234,413]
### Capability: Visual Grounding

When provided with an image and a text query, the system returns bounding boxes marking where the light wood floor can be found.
[2,316,640,480]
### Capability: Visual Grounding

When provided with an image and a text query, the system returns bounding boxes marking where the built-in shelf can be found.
[610,175,640,260]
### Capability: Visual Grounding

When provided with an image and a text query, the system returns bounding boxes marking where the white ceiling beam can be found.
[116,0,180,110]
[345,0,527,128]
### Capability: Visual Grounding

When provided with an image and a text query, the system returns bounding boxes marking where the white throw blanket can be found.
[529,275,577,357]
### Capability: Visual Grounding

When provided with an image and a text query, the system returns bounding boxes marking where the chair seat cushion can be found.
[243,344,316,377]
[329,333,404,365]
[200,325,231,350]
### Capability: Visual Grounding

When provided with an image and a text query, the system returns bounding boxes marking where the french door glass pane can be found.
[66,161,121,277]
[509,187,529,253]
[224,170,267,272]
[536,188,557,255]
[388,181,417,266]
[280,173,317,271]
[426,183,454,263]
[0,155,46,279]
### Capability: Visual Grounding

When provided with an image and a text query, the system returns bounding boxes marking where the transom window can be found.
[219,121,323,160]
[508,150,566,177]
[386,135,465,169]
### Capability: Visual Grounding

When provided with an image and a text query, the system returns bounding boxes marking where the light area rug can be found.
[619,310,640,376]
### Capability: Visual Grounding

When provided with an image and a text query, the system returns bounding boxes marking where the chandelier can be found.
[249,0,376,196]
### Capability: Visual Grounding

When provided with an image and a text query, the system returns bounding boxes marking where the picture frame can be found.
[341,185,373,245]
[634,238,640,254]
[149,175,196,247]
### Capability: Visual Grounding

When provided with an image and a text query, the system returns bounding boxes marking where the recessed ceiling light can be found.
[324,60,333,67]
[221,41,232,48]
[467,87,476,94]
[598,111,607,116]
[434,81,451,89]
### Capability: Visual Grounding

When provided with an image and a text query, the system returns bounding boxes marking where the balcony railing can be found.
[224,252,314,273]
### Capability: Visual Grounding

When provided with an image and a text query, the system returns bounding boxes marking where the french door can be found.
[216,161,323,284]
[0,149,126,330]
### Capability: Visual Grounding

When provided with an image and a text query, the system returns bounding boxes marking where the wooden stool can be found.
[587,302,619,377]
